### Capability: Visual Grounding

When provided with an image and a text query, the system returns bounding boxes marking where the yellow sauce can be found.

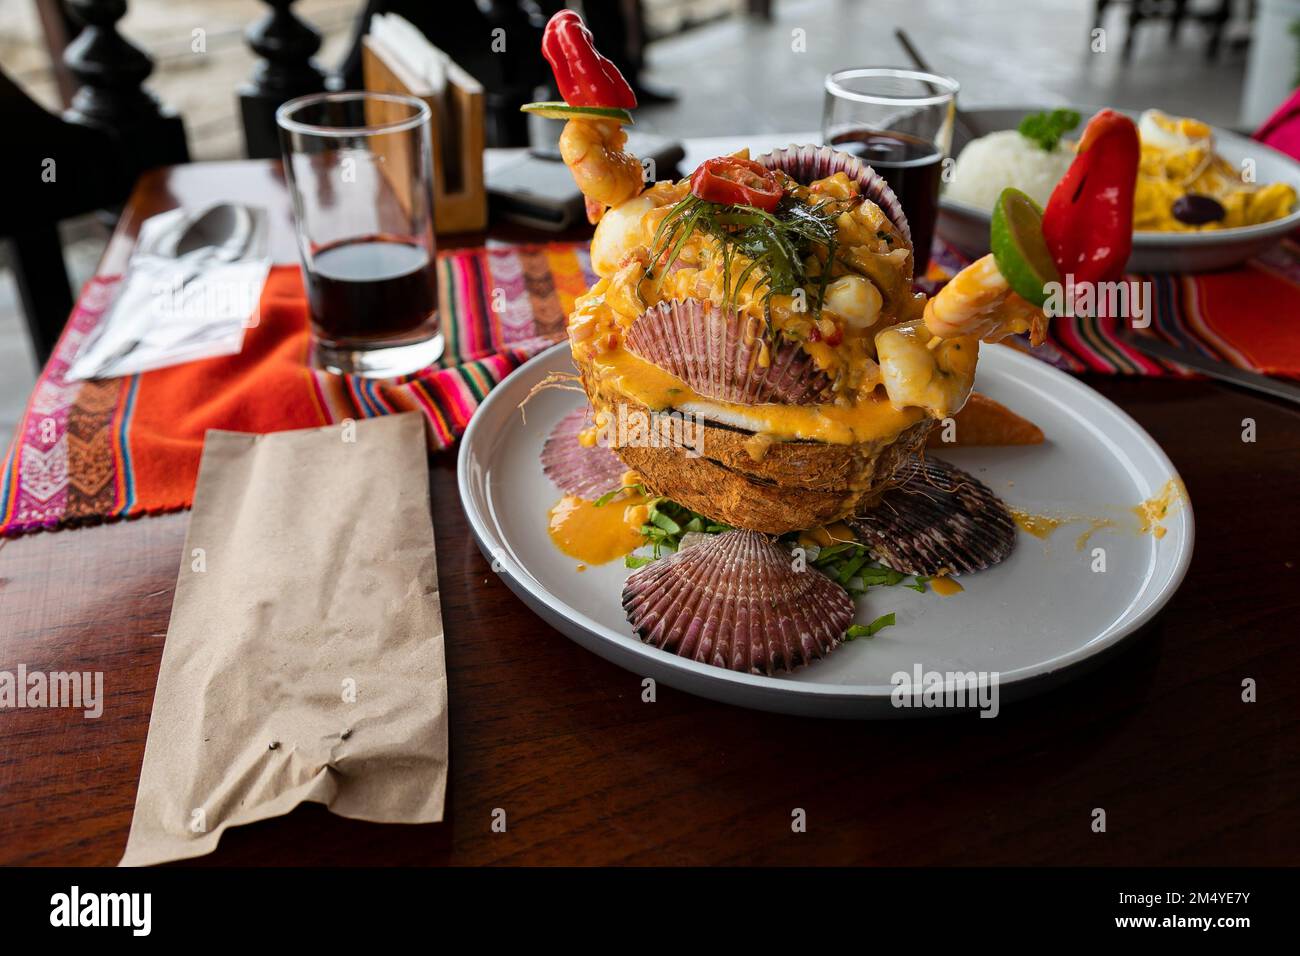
[930,575,964,597]
[798,522,857,550]
[547,493,649,566]
[1074,518,1118,551]
[1134,478,1185,540]
[1009,480,1183,548]
[587,345,925,446]
[1009,508,1065,540]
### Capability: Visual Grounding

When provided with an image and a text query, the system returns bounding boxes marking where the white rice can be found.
[944,130,1074,210]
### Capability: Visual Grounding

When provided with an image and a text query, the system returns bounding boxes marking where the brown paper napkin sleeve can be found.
[120,412,447,866]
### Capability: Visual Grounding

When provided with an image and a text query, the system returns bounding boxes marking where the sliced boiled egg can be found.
[1138,109,1213,154]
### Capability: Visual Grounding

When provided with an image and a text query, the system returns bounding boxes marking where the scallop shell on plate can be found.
[755,143,913,249]
[622,529,855,675]
[624,298,832,406]
[541,405,628,500]
[850,456,1017,576]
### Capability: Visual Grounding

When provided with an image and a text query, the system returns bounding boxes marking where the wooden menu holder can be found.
[362,35,487,234]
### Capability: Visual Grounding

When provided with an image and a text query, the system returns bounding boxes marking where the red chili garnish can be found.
[1041,109,1139,286]
[689,157,783,211]
[541,11,637,109]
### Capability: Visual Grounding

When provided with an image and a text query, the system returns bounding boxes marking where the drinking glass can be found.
[822,68,958,278]
[277,91,443,377]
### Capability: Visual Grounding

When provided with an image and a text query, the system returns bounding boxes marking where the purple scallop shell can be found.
[622,529,854,675]
[624,299,832,406]
[755,143,913,250]
[850,456,1016,576]
[541,405,628,500]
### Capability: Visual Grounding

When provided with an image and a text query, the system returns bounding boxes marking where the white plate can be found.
[937,106,1300,273]
[457,342,1194,718]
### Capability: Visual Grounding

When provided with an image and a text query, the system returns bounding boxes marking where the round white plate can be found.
[457,342,1194,718]
[937,105,1300,273]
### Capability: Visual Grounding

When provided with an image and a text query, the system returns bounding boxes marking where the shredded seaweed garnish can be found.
[645,191,841,330]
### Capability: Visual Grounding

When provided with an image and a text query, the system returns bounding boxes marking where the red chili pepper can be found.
[1041,109,1139,285]
[689,157,783,211]
[541,11,637,109]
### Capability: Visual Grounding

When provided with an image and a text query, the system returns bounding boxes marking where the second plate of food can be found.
[458,342,1194,719]
[938,105,1300,272]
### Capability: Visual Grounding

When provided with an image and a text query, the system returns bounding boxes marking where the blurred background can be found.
[0,0,1291,450]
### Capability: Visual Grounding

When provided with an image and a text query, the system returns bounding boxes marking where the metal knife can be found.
[1125,334,1300,406]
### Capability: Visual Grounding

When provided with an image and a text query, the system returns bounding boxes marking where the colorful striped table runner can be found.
[4,236,1298,535]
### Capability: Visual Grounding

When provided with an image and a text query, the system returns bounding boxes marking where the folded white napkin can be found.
[66,203,271,382]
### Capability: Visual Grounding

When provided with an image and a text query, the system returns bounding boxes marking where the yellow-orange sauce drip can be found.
[1011,509,1123,549]
[930,575,964,597]
[1075,518,1118,551]
[1009,480,1183,547]
[1134,478,1184,540]
[586,345,926,446]
[1009,508,1065,540]
[797,522,857,550]
[547,493,650,566]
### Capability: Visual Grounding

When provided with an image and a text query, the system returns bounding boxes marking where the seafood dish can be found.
[522,12,1139,676]
[947,108,1297,233]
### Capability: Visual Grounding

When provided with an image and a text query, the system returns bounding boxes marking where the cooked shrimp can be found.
[924,254,1009,340]
[923,253,1049,345]
[559,118,644,221]
[875,318,978,418]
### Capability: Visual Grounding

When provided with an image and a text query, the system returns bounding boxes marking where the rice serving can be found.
[945,129,1073,210]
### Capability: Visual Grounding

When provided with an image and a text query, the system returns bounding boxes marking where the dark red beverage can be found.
[306,235,438,345]
[830,129,943,277]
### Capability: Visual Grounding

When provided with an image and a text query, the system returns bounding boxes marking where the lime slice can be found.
[990,188,1059,307]
[520,102,634,125]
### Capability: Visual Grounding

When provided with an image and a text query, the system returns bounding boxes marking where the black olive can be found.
[1172,193,1226,225]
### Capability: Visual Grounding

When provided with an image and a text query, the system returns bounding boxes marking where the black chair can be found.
[2,0,187,366]
[1094,0,1237,62]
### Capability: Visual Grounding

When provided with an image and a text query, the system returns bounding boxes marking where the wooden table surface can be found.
[1,161,1297,867]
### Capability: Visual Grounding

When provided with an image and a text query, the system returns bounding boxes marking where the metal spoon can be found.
[95,204,255,377]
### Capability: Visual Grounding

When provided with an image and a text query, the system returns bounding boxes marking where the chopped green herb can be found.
[843,612,897,641]
[624,554,653,569]
[592,483,643,508]
[650,510,682,535]
[812,541,860,564]
[836,552,870,586]
[1017,108,1081,152]
[627,497,730,565]
[905,575,929,593]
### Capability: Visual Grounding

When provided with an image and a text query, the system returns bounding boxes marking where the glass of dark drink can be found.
[822,68,958,279]
[277,91,443,377]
